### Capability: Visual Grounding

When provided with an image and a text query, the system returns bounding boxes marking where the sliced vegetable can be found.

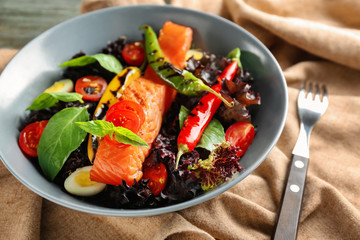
[26,92,84,110]
[37,107,89,181]
[142,162,168,196]
[140,24,233,108]
[44,79,74,93]
[105,100,145,125]
[175,60,238,168]
[104,110,141,147]
[122,41,145,66]
[225,122,255,157]
[64,166,106,196]
[18,120,49,157]
[92,67,141,120]
[104,100,145,148]
[75,76,108,101]
[59,53,123,74]
[185,49,204,61]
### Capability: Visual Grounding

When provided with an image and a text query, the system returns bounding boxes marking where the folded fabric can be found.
[0,0,359,239]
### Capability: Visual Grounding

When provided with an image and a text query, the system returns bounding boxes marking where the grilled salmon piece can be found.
[90,77,166,186]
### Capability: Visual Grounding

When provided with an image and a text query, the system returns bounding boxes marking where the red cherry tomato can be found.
[225,122,255,157]
[19,120,49,157]
[75,76,108,101]
[122,41,145,66]
[142,162,168,196]
[106,100,145,125]
[104,101,145,148]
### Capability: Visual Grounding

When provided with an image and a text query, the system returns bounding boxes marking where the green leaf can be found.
[179,105,190,129]
[26,92,84,110]
[76,120,148,147]
[178,105,225,151]
[59,55,97,67]
[37,107,89,180]
[92,53,123,74]
[59,53,123,74]
[226,47,242,68]
[114,127,148,147]
[196,118,225,151]
[76,120,115,137]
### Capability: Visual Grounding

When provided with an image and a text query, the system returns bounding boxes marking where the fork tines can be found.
[301,82,328,103]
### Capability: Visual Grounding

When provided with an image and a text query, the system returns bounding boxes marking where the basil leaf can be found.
[59,53,123,74]
[26,92,84,110]
[76,120,148,147]
[196,118,225,151]
[37,107,89,180]
[59,55,97,67]
[179,105,191,129]
[178,105,225,151]
[76,120,115,137]
[226,47,242,68]
[92,53,123,74]
[114,127,148,147]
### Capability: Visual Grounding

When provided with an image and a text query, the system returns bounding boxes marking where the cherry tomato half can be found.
[19,120,49,157]
[75,76,108,101]
[142,162,168,196]
[104,101,145,148]
[122,41,145,66]
[106,100,145,125]
[225,122,255,157]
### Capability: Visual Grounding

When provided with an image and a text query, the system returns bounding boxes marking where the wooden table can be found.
[0,0,82,49]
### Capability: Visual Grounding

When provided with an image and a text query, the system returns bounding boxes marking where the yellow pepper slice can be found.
[87,67,141,162]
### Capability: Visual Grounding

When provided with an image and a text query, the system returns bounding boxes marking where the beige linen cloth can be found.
[1,0,360,239]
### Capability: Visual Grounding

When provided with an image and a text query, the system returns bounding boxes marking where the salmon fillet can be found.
[90,77,166,186]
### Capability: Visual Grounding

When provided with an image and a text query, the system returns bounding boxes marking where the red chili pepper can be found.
[175,60,238,169]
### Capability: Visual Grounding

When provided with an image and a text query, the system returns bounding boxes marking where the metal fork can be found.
[273,82,329,240]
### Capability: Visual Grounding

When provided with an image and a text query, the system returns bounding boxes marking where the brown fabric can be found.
[1,0,360,239]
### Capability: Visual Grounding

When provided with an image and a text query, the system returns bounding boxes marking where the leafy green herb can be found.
[76,120,114,137]
[226,47,242,68]
[37,107,89,181]
[196,119,225,151]
[178,105,225,151]
[178,105,190,129]
[26,92,84,110]
[76,120,148,147]
[59,53,123,74]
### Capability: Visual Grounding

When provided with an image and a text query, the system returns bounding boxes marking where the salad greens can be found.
[189,142,243,191]
[26,92,83,110]
[38,107,89,180]
[59,53,123,74]
[196,119,225,151]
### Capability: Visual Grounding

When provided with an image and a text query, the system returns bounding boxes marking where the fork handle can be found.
[273,154,309,240]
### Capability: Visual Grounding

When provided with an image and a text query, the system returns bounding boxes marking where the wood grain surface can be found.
[0,0,82,48]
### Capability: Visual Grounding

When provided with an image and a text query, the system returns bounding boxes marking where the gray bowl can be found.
[0,5,287,216]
